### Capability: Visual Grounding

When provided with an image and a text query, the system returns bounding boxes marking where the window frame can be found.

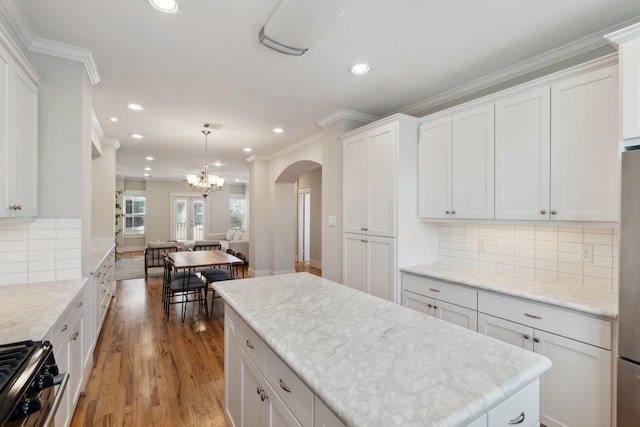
[123,190,147,237]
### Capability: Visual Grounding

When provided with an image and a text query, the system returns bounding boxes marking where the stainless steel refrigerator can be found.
[618,147,640,426]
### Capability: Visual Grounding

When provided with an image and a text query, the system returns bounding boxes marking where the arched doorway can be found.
[272,160,322,275]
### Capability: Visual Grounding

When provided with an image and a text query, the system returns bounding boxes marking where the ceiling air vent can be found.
[202,122,223,130]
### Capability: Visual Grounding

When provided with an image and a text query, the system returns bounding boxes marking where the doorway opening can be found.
[297,188,311,263]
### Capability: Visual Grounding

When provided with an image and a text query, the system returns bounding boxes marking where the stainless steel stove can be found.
[0,341,68,427]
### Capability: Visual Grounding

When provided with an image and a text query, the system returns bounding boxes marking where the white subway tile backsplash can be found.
[0,217,83,285]
[437,223,618,293]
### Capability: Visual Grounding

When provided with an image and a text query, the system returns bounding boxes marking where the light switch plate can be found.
[328,216,337,226]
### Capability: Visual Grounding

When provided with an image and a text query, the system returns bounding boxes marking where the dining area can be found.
[162,241,245,322]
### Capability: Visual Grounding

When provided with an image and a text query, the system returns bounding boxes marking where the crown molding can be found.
[604,21,640,46]
[0,9,39,83]
[246,133,322,163]
[317,109,379,128]
[400,16,640,116]
[0,0,35,48]
[29,37,100,84]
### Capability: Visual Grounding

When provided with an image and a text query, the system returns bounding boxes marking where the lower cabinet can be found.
[51,288,85,427]
[225,305,345,427]
[343,233,395,302]
[403,290,477,330]
[94,249,115,338]
[478,300,612,427]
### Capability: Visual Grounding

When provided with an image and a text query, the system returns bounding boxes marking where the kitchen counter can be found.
[0,278,87,344]
[213,272,551,427]
[400,264,617,319]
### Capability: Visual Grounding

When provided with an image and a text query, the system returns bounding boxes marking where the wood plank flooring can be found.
[72,260,320,426]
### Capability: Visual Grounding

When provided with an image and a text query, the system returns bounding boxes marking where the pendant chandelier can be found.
[186,130,225,198]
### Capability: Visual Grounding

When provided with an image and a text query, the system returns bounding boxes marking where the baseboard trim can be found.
[309,259,322,270]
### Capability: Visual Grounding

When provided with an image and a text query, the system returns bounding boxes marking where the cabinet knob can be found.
[533,337,540,343]
[451,210,456,215]
[523,334,530,340]
[550,210,557,215]
[445,210,450,214]
[540,210,546,215]
[433,305,438,310]
[9,204,22,210]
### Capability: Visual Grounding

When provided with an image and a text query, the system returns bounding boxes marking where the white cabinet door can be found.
[265,381,302,427]
[225,312,241,427]
[343,134,367,234]
[477,313,534,351]
[54,340,71,427]
[367,235,395,301]
[366,124,396,237]
[402,290,435,316]
[0,44,9,218]
[418,117,452,219]
[452,104,495,219]
[69,315,83,407]
[314,396,346,427]
[495,87,551,220]
[241,350,266,427]
[343,233,366,293]
[550,65,619,221]
[534,329,611,427]
[434,300,477,331]
[618,37,640,140]
[8,64,38,217]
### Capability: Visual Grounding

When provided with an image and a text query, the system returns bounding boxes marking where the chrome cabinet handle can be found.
[524,313,541,320]
[9,204,22,210]
[246,340,254,349]
[279,379,291,393]
[540,209,546,214]
[429,288,440,293]
[71,332,79,341]
[508,411,525,425]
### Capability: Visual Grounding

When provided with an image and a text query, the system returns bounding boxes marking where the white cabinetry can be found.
[343,115,423,302]
[550,64,619,222]
[419,104,494,219]
[225,306,329,427]
[51,287,85,427]
[93,249,115,337]
[478,292,612,427]
[0,41,38,219]
[495,87,551,220]
[402,273,478,330]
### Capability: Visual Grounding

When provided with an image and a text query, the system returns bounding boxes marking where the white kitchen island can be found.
[213,272,551,427]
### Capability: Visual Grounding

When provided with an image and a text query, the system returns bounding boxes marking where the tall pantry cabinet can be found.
[342,114,434,303]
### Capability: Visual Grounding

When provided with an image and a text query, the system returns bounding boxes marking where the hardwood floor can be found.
[72,259,321,426]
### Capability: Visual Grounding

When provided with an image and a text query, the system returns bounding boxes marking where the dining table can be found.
[167,249,244,272]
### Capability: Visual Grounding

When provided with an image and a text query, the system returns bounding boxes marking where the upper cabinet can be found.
[419,104,494,220]
[0,40,39,219]
[549,65,619,222]
[344,122,397,237]
[420,56,619,223]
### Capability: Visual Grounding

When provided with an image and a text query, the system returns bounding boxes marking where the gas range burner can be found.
[0,341,37,395]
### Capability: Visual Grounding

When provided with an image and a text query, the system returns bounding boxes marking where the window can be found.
[230,196,246,230]
[124,194,146,236]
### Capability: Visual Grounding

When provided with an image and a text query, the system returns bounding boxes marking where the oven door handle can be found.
[42,373,69,427]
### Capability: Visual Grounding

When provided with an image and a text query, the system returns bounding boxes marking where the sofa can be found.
[208,230,249,262]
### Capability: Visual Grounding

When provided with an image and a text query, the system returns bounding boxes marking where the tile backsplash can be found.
[437,223,619,291]
[0,218,82,285]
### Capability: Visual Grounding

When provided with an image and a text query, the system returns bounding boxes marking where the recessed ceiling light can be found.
[109,116,118,122]
[273,127,284,134]
[145,156,154,161]
[131,133,145,139]
[143,173,150,177]
[235,179,240,182]
[243,147,252,152]
[127,103,145,111]
[349,62,371,75]
[144,167,151,171]
[148,0,180,13]
[214,161,222,167]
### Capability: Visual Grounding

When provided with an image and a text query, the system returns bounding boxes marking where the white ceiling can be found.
[10,0,640,183]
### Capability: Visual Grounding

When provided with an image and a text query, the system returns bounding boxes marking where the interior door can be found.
[297,190,310,263]
[171,196,206,241]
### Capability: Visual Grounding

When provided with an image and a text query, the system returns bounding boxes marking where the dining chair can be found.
[164,256,208,322]
[201,267,234,313]
[192,240,222,251]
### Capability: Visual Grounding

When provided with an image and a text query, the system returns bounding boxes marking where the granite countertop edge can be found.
[399,264,618,319]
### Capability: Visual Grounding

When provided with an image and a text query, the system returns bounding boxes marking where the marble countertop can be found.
[213,273,551,427]
[0,278,87,344]
[91,242,115,272]
[400,264,617,319]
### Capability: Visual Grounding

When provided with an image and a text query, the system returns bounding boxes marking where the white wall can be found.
[92,142,117,239]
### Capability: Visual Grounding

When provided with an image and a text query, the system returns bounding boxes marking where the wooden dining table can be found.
[167,250,243,271]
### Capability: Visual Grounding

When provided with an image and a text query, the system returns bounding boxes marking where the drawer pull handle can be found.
[428,288,440,293]
[246,340,254,349]
[61,324,68,332]
[257,386,264,395]
[279,379,291,393]
[261,391,269,401]
[523,334,530,340]
[508,411,525,425]
[533,337,540,343]
[524,313,541,320]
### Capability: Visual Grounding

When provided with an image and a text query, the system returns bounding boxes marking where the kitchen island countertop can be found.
[213,272,551,427]
[400,263,617,319]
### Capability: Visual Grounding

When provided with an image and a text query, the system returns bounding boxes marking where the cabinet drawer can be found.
[402,274,477,309]
[265,347,313,427]
[236,314,268,374]
[51,288,85,350]
[488,379,539,427]
[478,292,611,349]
